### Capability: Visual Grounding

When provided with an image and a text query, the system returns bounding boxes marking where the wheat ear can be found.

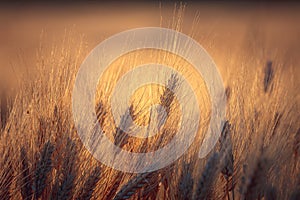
[33,141,54,199]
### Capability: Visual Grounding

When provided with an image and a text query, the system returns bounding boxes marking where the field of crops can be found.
[0,2,299,200]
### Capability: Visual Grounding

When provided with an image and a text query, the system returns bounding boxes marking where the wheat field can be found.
[0,2,299,200]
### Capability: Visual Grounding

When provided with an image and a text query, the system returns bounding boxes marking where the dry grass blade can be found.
[0,149,13,200]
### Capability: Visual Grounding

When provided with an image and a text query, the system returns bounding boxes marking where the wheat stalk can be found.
[178,162,194,200]
[193,153,220,200]
[113,172,155,200]
[76,166,101,200]
[19,147,32,200]
[33,141,54,199]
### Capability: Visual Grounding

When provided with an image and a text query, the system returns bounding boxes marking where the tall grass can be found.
[0,4,299,200]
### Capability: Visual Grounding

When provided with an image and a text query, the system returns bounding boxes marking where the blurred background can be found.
[0,1,299,93]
